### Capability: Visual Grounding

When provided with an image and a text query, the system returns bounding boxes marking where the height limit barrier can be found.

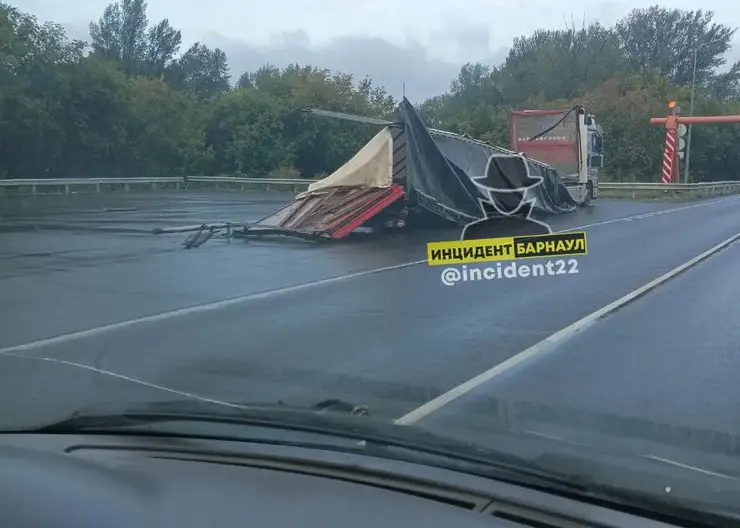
[650,103,740,184]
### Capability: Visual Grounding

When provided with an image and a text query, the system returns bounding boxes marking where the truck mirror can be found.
[589,154,604,168]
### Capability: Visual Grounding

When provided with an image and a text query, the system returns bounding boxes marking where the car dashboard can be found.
[0,433,695,527]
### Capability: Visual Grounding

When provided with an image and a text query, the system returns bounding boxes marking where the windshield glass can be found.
[3,0,740,520]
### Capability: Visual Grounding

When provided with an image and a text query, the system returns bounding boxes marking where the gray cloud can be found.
[201,30,509,103]
[60,19,739,104]
[60,22,507,103]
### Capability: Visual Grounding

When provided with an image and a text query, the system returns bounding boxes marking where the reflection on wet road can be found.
[2,190,740,470]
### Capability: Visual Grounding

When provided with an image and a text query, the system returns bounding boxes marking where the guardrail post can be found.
[96,183,101,193]
[124,183,129,192]
[65,184,69,195]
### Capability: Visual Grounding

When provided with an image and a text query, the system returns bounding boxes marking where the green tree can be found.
[55,56,132,178]
[170,42,230,98]
[574,75,672,182]
[0,3,85,178]
[89,0,182,77]
[144,19,182,76]
[497,22,625,103]
[124,76,204,177]
[416,6,740,184]
[678,96,740,181]
[708,62,740,101]
[0,2,737,185]
[202,88,292,176]
[236,63,397,176]
[615,6,736,87]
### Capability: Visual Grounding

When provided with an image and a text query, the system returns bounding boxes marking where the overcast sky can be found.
[14,0,740,102]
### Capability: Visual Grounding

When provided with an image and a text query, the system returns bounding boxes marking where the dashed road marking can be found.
[2,195,738,357]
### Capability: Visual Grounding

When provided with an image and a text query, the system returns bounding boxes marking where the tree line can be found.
[1,1,738,183]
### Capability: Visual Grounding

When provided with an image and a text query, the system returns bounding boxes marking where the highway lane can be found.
[1,191,430,345]
[1,192,739,432]
[420,233,740,475]
[0,191,701,347]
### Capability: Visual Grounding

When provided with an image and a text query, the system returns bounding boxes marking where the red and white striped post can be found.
[651,111,740,183]
[662,101,680,184]
[661,130,676,183]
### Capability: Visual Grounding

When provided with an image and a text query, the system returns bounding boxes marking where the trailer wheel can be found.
[580,182,593,207]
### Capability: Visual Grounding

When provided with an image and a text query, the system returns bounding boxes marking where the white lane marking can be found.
[567,194,740,231]
[1,195,738,357]
[526,433,736,479]
[644,455,737,480]
[395,229,740,425]
[0,260,425,356]
[1,351,249,410]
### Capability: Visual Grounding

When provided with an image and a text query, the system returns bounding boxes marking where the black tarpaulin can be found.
[460,153,577,240]
[476,153,578,216]
[400,99,485,225]
[399,98,578,230]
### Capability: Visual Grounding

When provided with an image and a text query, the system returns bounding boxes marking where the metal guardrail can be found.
[599,180,740,199]
[0,177,185,196]
[0,176,318,196]
[189,176,317,186]
[600,181,740,191]
[189,176,316,183]
[0,177,182,186]
[1,176,740,198]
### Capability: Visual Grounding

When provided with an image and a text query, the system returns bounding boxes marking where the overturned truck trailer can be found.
[242,98,578,240]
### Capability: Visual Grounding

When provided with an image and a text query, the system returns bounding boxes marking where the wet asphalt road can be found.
[424,235,740,475]
[1,190,740,469]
